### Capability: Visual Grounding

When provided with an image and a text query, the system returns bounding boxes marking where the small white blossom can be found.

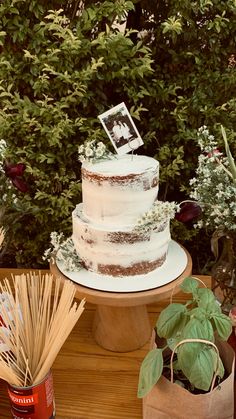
[190,126,236,232]
[85,147,94,157]
[95,148,104,158]
[0,139,7,171]
[97,142,106,150]
[78,139,114,163]
[79,156,86,163]
[134,201,179,233]
[43,232,82,271]
[43,248,51,261]
[78,145,84,153]
[0,139,7,151]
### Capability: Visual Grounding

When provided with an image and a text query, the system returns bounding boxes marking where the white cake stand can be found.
[50,241,192,352]
[56,240,188,293]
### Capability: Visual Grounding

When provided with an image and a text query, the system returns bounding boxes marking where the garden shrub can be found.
[0,0,235,270]
[128,0,236,272]
[0,0,153,267]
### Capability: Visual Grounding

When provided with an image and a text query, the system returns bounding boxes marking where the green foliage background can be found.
[0,0,235,269]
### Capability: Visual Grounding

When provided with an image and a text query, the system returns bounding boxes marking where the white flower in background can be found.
[0,139,6,151]
[0,139,7,172]
[189,126,236,231]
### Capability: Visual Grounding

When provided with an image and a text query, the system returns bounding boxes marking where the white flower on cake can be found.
[78,139,114,163]
[43,231,81,271]
[95,142,106,157]
[78,145,85,154]
[85,146,94,157]
[134,201,179,232]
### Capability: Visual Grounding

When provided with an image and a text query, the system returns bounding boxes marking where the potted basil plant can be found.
[138,276,235,419]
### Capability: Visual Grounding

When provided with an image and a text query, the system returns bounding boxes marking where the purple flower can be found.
[4,162,28,193]
[175,201,202,223]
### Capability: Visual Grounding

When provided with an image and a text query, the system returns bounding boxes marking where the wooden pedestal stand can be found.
[50,247,192,352]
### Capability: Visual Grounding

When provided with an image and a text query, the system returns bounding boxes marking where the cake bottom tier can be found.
[72,205,171,277]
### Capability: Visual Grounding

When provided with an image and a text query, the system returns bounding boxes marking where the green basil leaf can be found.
[137,348,163,398]
[178,318,214,366]
[216,355,225,379]
[167,337,180,351]
[212,313,232,340]
[185,346,217,391]
[189,306,207,321]
[182,318,214,341]
[180,276,199,294]
[197,288,216,310]
[156,303,187,339]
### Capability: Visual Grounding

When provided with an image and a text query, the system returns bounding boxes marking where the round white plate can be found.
[56,240,188,293]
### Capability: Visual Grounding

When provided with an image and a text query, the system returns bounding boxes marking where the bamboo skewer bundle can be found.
[0,272,85,387]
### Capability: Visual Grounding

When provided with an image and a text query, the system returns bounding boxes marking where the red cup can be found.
[7,370,55,419]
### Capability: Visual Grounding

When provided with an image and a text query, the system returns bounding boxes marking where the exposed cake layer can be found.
[72,205,170,277]
[81,155,159,227]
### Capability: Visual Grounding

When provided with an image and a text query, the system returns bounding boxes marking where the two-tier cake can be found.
[72,154,173,277]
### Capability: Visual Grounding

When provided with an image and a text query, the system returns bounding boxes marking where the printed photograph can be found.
[98,102,144,155]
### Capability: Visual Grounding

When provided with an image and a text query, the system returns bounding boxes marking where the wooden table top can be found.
[0,271,234,419]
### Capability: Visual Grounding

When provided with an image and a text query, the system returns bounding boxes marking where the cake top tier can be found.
[82,154,159,177]
[81,154,159,227]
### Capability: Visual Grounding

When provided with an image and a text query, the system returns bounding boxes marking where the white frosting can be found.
[82,155,159,226]
[72,154,171,277]
[72,205,170,274]
[83,154,158,176]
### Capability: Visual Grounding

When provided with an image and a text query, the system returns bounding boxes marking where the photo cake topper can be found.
[98,102,144,155]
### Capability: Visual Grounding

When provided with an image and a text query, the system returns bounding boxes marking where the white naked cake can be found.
[72,154,174,277]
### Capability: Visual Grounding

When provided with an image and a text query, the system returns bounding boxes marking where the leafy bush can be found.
[127,0,236,193]
[126,0,236,271]
[0,0,235,268]
[0,0,153,266]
